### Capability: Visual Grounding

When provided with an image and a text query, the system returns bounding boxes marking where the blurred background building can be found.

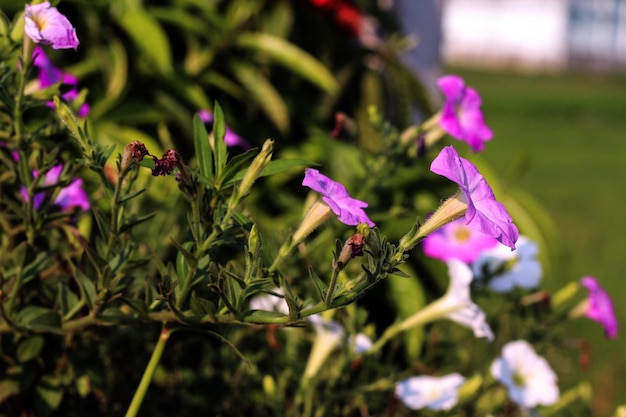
[441,0,626,72]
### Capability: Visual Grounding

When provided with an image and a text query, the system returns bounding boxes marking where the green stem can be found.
[125,325,172,417]
[13,38,33,142]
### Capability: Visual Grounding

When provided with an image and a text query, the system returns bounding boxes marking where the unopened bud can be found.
[238,139,273,198]
[120,140,149,173]
[334,233,366,271]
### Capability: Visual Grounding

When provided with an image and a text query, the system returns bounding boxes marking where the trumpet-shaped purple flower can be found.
[199,110,251,150]
[24,2,79,50]
[490,340,559,408]
[303,168,375,227]
[580,277,618,339]
[21,165,90,212]
[395,374,466,411]
[423,217,497,262]
[438,75,492,152]
[430,146,518,249]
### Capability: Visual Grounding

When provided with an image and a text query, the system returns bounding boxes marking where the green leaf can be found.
[16,336,45,362]
[118,212,158,234]
[35,376,64,414]
[117,9,172,74]
[193,113,213,183]
[235,33,338,93]
[308,266,327,301]
[189,291,216,317]
[230,62,290,132]
[212,101,228,182]
[220,148,258,186]
[16,307,62,332]
[73,268,97,309]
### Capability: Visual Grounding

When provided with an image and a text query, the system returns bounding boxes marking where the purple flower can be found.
[302,168,375,227]
[33,46,78,87]
[21,165,90,212]
[422,217,497,263]
[430,146,518,249]
[199,110,251,150]
[437,75,492,152]
[32,47,90,117]
[24,2,79,50]
[580,277,618,339]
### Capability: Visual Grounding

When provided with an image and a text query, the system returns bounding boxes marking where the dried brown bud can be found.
[152,149,180,176]
[334,233,366,271]
[120,140,150,173]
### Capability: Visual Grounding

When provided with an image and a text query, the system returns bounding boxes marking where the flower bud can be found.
[238,139,273,198]
[120,140,149,173]
[334,232,366,271]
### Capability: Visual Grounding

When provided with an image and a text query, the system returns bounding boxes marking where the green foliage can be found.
[0,1,612,417]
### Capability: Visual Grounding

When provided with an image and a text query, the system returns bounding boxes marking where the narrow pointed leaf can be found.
[193,113,213,182]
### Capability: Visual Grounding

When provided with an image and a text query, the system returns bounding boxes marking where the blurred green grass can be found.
[455,68,626,414]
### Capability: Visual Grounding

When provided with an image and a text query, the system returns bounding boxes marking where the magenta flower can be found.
[437,75,492,152]
[21,165,90,212]
[430,146,518,249]
[24,2,79,50]
[33,46,78,87]
[302,168,374,227]
[199,110,251,150]
[422,217,497,262]
[580,277,618,339]
[32,47,90,117]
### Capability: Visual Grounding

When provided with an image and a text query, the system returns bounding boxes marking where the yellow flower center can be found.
[453,225,472,243]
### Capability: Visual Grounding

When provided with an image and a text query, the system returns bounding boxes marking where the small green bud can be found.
[238,139,273,199]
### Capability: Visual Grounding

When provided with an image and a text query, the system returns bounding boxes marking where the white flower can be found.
[351,333,373,354]
[249,288,289,314]
[490,340,559,407]
[472,236,542,293]
[395,373,466,410]
[442,259,494,340]
[394,259,493,341]
[303,314,346,378]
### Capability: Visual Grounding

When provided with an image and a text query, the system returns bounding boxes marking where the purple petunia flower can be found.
[437,75,492,152]
[580,277,618,339]
[24,2,79,50]
[33,46,78,87]
[21,165,90,212]
[32,47,90,117]
[302,168,375,227]
[199,110,251,150]
[430,146,518,249]
[422,217,497,263]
